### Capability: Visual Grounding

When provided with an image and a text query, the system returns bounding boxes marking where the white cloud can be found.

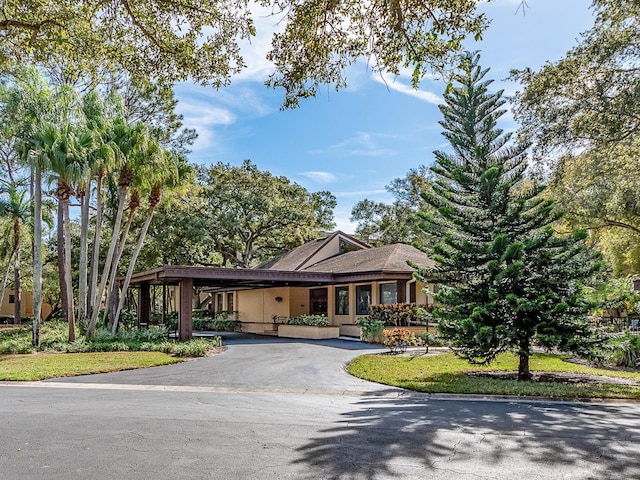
[310,132,397,158]
[372,74,442,105]
[300,171,337,183]
[333,189,387,198]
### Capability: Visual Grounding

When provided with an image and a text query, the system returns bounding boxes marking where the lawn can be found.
[0,351,183,381]
[347,352,640,399]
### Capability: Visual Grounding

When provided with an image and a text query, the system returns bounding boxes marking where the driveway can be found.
[44,333,391,394]
[2,333,640,479]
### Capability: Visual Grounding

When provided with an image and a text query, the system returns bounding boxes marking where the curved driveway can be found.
[3,333,640,479]
[46,333,392,394]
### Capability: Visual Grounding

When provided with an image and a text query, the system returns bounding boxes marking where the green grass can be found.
[0,351,183,381]
[347,352,640,399]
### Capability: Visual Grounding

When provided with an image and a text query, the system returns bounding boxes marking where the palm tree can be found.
[112,151,191,333]
[86,119,152,338]
[2,66,55,345]
[49,124,92,341]
[0,186,31,324]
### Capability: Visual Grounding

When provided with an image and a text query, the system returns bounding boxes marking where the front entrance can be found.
[309,288,328,315]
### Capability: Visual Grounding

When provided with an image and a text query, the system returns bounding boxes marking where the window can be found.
[356,285,371,315]
[409,282,416,303]
[216,293,223,313]
[335,286,349,315]
[379,283,398,305]
[227,292,234,313]
[310,288,328,315]
[339,238,360,254]
[8,295,15,304]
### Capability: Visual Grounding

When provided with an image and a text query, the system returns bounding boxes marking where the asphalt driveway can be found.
[45,333,392,394]
[3,333,640,479]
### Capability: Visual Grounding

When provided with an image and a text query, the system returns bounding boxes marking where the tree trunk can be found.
[57,201,69,323]
[0,249,16,310]
[86,183,128,337]
[32,166,43,347]
[517,342,531,381]
[62,194,76,342]
[13,243,21,325]
[87,173,104,321]
[104,202,137,328]
[113,203,158,333]
[77,184,91,325]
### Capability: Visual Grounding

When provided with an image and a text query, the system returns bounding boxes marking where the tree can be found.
[49,122,92,340]
[1,66,56,345]
[200,160,336,268]
[112,152,191,332]
[351,165,435,246]
[0,185,31,323]
[86,119,155,337]
[548,142,640,276]
[2,1,490,107]
[415,52,605,381]
[512,0,640,159]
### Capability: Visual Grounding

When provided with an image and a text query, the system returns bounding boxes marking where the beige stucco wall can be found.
[233,279,434,327]
[0,290,52,319]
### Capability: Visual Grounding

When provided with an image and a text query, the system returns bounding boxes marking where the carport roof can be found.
[126,235,431,289]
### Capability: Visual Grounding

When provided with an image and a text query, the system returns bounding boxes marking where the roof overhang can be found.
[125,265,417,290]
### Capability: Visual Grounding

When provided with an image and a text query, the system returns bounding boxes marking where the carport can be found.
[126,265,414,340]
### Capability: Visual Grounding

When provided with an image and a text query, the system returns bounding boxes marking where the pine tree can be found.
[415,52,605,381]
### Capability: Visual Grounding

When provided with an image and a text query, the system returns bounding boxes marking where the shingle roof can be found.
[254,231,370,271]
[304,243,433,274]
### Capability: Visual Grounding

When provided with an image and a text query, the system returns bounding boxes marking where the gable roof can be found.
[255,231,370,271]
[304,243,433,275]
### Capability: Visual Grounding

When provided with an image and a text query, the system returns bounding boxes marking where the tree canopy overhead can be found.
[2,0,491,105]
[512,0,640,159]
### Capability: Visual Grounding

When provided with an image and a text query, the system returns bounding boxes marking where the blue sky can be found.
[174,0,595,233]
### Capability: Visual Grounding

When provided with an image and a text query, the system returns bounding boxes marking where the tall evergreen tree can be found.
[415,52,605,381]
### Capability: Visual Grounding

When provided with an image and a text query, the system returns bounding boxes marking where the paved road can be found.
[1,334,640,479]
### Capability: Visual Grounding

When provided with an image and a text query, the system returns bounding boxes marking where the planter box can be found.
[340,324,362,338]
[278,324,340,340]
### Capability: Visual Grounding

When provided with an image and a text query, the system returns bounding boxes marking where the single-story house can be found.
[127,231,435,340]
[0,289,53,321]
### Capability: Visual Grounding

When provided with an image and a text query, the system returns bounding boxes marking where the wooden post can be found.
[397,280,407,304]
[139,283,150,328]
[179,277,193,341]
[161,283,166,326]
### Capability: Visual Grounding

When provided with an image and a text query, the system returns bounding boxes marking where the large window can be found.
[356,285,371,316]
[227,292,234,313]
[310,288,328,315]
[379,283,398,305]
[335,286,349,315]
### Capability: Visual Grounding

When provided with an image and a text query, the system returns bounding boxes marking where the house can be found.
[128,232,435,340]
[0,289,53,321]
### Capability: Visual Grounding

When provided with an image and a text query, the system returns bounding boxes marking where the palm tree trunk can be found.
[13,231,21,325]
[62,194,76,341]
[87,173,104,321]
[86,184,128,337]
[57,201,69,323]
[77,185,91,325]
[0,249,16,309]
[32,167,43,347]
[104,203,137,328]
[113,203,158,333]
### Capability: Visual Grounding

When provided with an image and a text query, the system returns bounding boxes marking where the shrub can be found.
[356,317,384,343]
[612,333,640,369]
[369,303,430,326]
[383,328,411,354]
[287,315,329,327]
